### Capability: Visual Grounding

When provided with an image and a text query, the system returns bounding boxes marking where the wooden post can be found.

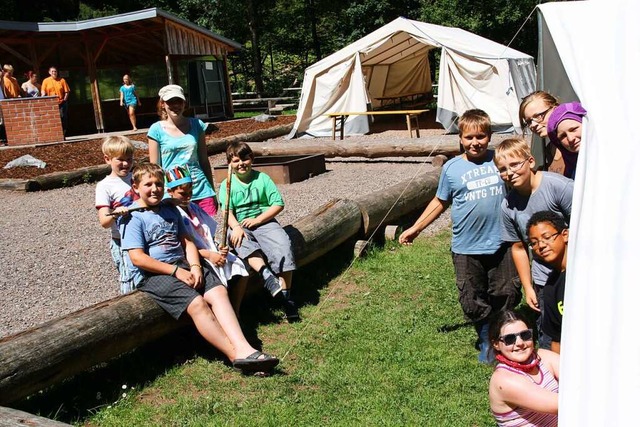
[84,37,104,132]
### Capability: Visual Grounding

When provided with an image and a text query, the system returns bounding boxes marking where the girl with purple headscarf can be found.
[547,102,587,179]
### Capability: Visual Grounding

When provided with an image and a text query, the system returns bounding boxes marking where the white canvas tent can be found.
[288,17,536,138]
[538,0,640,424]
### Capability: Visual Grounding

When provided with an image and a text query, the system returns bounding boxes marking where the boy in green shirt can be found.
[219,142,299,321]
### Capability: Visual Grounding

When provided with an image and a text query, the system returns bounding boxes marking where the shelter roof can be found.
[0,8,241,69]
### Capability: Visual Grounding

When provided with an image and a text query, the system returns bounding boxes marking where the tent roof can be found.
[307,17,531,74]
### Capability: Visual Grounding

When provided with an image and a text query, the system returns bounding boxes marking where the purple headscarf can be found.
[547,102,587,141]
[546,102,587,180]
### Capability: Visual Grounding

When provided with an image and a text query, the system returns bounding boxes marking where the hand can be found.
[524,287,540,312]
[120,102,124,107]
[230,227,245,248]
[175,268,197,288]
[190,265,203,288]
[209,252,227,267]
[218,246,229,257]
[398,228,419,245]
[240,217,261,229]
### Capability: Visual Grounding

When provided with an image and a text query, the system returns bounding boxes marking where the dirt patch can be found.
[0,116,295,180]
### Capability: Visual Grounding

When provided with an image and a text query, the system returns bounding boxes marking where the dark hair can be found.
[24,70,37,79]
[526,211,568,237]
[226,141,254,162]
[458,109,492,136]
[488,310,532,348]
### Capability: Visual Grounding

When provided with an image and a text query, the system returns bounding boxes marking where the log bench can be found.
[326,109,429,140]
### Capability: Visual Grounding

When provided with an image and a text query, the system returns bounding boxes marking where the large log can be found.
[207,123,294,155]
[0,406,71,426]
[354,171,440,236]
[0,168,440,405]
[248,138,463,159]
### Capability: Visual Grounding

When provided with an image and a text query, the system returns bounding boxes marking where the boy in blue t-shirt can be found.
[399,109,521,363]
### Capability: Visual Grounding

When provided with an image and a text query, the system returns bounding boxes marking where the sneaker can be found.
[263,275,282,297]
[283,298,300,322]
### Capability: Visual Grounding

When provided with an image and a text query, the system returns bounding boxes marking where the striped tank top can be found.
[492,360,559,427]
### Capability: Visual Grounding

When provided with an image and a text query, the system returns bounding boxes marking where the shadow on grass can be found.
[10,238,359,424]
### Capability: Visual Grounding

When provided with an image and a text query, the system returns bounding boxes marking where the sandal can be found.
[232,351,279,372]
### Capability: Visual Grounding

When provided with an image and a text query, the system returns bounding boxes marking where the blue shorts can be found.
[110,238,142,294]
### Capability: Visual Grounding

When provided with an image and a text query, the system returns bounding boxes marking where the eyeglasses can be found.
[498,159,528,177]
[528,232,561,249]
[524,106,553,126]
[499,329,533,345]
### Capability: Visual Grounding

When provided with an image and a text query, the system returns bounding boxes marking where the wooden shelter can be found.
[0,8,242,135]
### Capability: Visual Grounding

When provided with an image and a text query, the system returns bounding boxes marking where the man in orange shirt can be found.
[41,66,70,136]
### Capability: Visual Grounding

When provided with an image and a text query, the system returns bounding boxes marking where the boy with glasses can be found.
[494,137,573,349]
[526,211,569,354]
[400,110,521,363]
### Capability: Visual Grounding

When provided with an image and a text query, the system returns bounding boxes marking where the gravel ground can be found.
[0,133,453,338]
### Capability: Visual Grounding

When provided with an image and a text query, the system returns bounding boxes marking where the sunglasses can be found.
[499,329,533,345]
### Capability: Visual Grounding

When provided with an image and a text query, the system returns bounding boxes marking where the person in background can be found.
[2,64,21,98]
[489,310,559,427]
[21,71,41,97]
[41,66,70,136]
[147,84,217,216]
[119,74,140,131]
[0,66,6,145]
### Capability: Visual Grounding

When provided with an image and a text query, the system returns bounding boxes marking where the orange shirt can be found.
[3,75,21,98]
[41,76,70,104]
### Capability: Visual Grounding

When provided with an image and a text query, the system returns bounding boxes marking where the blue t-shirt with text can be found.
[436,151,505,254]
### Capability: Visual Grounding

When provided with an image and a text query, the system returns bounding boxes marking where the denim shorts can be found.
[110,239,142,294]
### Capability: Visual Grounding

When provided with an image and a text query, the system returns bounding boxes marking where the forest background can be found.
[4,0,557,96]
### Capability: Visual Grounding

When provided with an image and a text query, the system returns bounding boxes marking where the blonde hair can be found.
[493,137,532,165]
[458,109,492,136]
[132,162,164,185]
[102,135,135,158]
[519,91,559,128]
[3,64,14,73]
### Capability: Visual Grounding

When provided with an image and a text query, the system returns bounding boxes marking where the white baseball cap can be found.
[158,84,186,101]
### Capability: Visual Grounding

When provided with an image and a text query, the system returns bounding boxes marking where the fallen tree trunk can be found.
[208,123,294,155]
[0,406,71,426]
[354,171,440,236]
[248,138,462,159]
[0,168,440,405]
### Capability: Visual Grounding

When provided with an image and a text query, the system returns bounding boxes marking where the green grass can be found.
[233,109,297,119]
[22,231,497,426]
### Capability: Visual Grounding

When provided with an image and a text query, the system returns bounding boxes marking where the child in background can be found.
[165,165,249,317]
[95,136,140,294]
[119,74,140,131]
[120,163,279,374]
[399,109,521,363]
[494,137,573,350]
[219,142,300,322]
[526,211,569,354]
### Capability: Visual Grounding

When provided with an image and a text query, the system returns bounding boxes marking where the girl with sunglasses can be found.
[489,310,560,427]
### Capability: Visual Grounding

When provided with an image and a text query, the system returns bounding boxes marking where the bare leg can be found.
[186,296,235,360]
[128,106,137,130]
[203,286,256,359]
[245,253,267,272]
[228,276,248,318]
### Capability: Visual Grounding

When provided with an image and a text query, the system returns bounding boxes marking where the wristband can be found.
[171,265,179,277]
[190,264,202,270]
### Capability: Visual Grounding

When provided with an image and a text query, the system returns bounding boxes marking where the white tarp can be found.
[539,1,640,424]
[289,17,536,138]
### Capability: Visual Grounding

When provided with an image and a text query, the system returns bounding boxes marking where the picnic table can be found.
[326,109,429,140]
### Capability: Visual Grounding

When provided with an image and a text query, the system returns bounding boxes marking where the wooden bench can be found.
[326,109,429,140]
